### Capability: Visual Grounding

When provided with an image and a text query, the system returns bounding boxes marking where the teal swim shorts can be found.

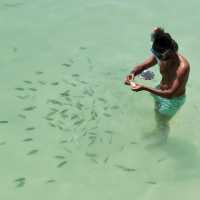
[151,84,186,117]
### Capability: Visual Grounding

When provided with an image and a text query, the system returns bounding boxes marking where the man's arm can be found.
[130,55,157,76]
[143,80,180,99]
[143,66,189,99]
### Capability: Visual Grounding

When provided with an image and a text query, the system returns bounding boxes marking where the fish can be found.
[99,137,103,143]
[46,179,56,183]
[62,63,71,67]
[79,80,88,84]
[104,156,109,164]
[18,114,26,119]
[87,57,92,64]
[60,90,70,97]
[83,89,93,96]
[76,102,84,110]
[109,135,112,144]
[38,81,46,85]
[45,117,54,121]
[73,119,84,126]
[114,164,136,172]
[0,121,8,123]
[57,161,67,168]
[103,113,112,117]
[13,47,17,52]
[60,114,68,119]
[47,99,63,106]
[72,74,80,77]
[27,149,39,155]
[50,108,59,112]
[98,97,107,103]
[29,88,37,91]
[104,130,113,134]
[88,135,97,145]
[80,46,87,50]
[88,132,96,136]
[24,80,32,84]
[57,125,63,130]
[23,138,33,142]
[157,158,166,163]
[70,82,77,87]
[64,147,72,153]
[71,114,79,120]
[35,71,44,75]
[49,122,56,127]
[14,177,25,182]
[110,105,120,110]
[0,142,6,146]
[119,145,125,152]
[23,106,36,111]
[25,127,35,131]
[54,155,65,159]
[130,141,138,145]
[89,126,98,130]
[16,182,25,188]
[60,140,68,144]
[88,139,96,146]
[91,110,98,120]
[46,110,58,117]
[85,153,97,158]
[60,109,68,115]
[51,82,59,86]
[14,177,26,188]
[82,131,87,136]
[15,87,24,91]
[89,135,96,140]
[145,181,157,185]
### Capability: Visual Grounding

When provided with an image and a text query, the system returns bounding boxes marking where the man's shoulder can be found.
[179,54,190,68]
[177,60,190,79]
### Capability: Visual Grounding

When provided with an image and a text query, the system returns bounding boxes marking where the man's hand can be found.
[130,82,144,92]
[124,74,135,85]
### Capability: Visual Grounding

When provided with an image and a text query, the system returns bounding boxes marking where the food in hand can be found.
[130,82,136,87]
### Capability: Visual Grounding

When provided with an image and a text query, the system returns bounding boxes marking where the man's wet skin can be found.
[157,53,190,97]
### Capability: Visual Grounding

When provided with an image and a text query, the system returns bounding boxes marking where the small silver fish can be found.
[23,106,36,111]
[27,149,38,155]
[57,161,67,168]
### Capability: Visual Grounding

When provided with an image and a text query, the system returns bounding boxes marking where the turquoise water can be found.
[0,0,200,199]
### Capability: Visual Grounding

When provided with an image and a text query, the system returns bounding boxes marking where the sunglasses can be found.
[150,48,170,60]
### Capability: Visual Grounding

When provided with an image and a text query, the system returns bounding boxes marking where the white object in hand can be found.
[130,82,136,87]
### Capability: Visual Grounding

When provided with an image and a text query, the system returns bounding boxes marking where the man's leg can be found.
[143,100,173,144]
[153,108,173,144]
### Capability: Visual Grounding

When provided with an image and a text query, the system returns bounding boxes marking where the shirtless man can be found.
[124,27,190,142]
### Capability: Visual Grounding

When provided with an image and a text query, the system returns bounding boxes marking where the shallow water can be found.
[0,0,200,199]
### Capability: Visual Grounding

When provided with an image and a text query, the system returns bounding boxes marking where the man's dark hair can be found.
[151,27,178,53]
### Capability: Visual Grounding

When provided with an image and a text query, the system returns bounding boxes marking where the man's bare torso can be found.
[158,54,190,97]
